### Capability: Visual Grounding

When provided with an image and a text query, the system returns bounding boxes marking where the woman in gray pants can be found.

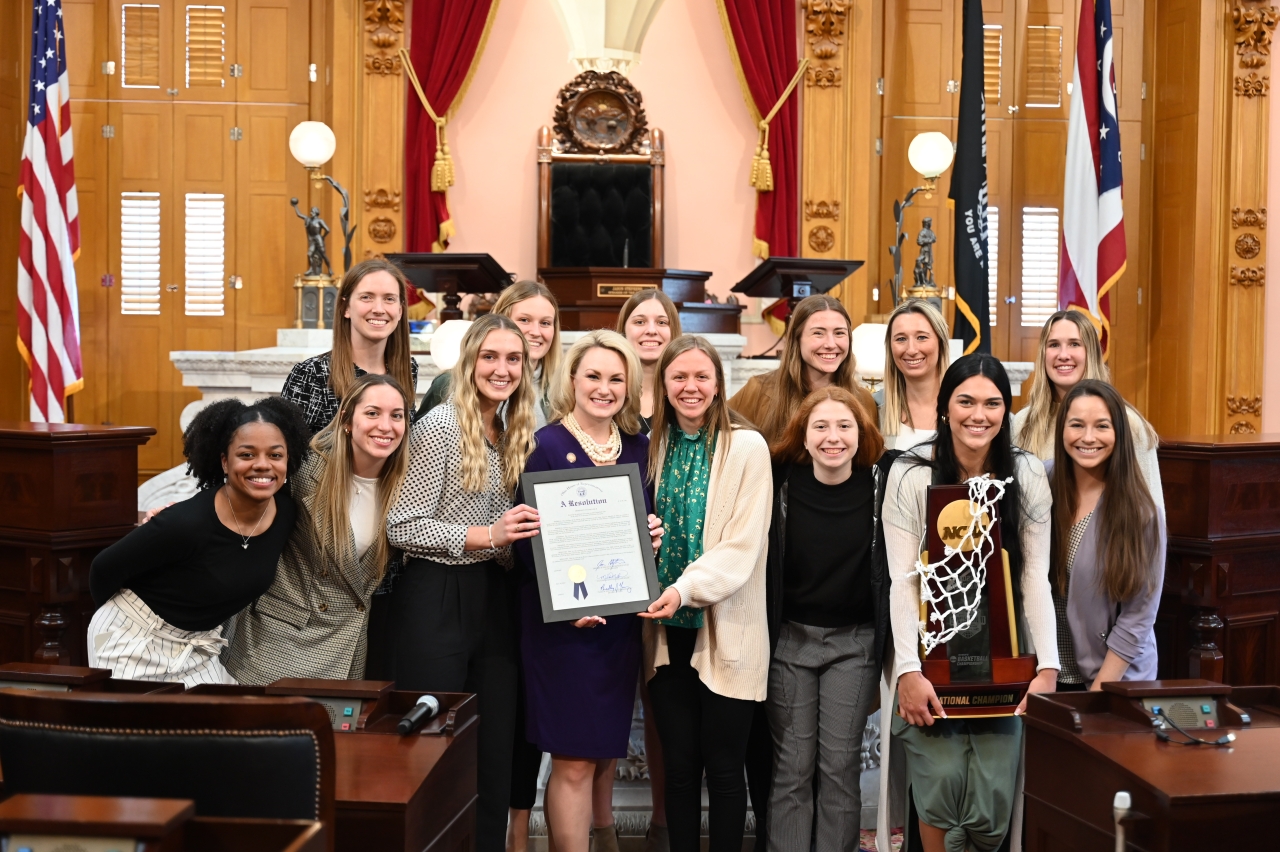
[763,387,890,852]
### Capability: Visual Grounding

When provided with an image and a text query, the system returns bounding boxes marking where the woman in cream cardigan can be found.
[639,335,772,852]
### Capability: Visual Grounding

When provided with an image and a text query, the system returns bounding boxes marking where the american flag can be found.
[18,0,82,423]
[1059,0,1125,354]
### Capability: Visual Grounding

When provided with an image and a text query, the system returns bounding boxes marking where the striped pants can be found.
[765,621,878,852]
[87,590,237,687]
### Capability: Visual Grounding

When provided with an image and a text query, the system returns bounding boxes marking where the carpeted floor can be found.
[860,828,904,852]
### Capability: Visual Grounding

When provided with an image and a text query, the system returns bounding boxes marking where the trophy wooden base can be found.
[924,655,1038,718]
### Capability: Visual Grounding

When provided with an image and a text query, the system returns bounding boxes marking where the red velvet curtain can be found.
[404,0,498,252]
[718,0,799,258]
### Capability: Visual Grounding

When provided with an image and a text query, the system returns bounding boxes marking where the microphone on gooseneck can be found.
[397,695,441,735]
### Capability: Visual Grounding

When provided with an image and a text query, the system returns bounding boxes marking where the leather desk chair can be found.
[0,690,336,850]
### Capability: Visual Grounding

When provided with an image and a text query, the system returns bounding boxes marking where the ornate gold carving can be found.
[803,0,847,88]
[804,200,841,221]
[1227,395,1263,416]
[364,188,402,212]
[553,71,648,154]
[1235,232,1262,258]
[1232,207,1268,228]
[1230,420,1260,434]
[364,0,404,75]
[1235,72,1271,96]
[1230,265,1266,286]
[1233,3,1279,69]
[808,225,836,253]
[368,217,397,243]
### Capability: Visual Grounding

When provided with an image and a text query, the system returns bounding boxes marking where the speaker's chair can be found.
[536,70,664,270]
[0,690,335,846]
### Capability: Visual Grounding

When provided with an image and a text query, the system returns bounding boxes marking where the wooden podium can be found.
[539,267,744,333]
[0,422,155,666]
[1025,679,1280,851]
[1156,434,1280,686]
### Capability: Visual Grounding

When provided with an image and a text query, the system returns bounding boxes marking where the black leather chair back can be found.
[0,690,335,836]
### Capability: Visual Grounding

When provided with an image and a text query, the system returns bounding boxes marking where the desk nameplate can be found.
[596,284,651,298]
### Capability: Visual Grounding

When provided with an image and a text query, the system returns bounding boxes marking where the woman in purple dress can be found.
[515,329,664,852]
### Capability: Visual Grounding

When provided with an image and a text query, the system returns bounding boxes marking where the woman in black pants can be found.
[639,337,773,852]
[387,314,540,852]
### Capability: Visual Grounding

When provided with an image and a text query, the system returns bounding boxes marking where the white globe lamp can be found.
[289,121,337,170]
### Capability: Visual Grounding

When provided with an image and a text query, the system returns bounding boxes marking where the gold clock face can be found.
[936,499,992,551]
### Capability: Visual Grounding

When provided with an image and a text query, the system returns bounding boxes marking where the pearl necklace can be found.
[563,412,622,464]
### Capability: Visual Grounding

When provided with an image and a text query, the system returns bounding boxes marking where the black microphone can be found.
[397,695,441,735]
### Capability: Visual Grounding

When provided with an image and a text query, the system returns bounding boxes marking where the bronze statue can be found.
[913,216,937,292]
[291,198,332,277]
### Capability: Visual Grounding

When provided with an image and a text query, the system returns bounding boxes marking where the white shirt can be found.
[883,424,936,453]
[350,474,380,557]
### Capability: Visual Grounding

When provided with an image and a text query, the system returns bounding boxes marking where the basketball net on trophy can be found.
[912,475,1038,717]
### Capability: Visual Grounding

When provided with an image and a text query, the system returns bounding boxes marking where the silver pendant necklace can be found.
[223,485,270,549]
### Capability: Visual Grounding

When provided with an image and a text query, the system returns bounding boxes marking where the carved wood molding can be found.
[364,188,402,212]
[552,71,648,154]
[1230,265,1266,286]
[808,225,835,252]
[364,0,404,75]
[1229,420,1259,433]
[1232,206,1268,227]
[1227,395,1263,415]
[803,0,847,88]
[1235,232,1262,257]
[1233,3,1279,69]
[804,200,840,221]
[1235,72,1271,96]
[368,217,397,243]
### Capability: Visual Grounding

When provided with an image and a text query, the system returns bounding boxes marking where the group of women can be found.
[86,258,1167,852]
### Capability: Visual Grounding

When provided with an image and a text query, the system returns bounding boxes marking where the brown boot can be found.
[643,824,669,852]
[590,825,620,852]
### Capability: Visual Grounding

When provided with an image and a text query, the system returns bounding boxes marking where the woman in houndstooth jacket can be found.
[224,373,411,684]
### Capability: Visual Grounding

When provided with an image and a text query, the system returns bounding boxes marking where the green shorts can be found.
[890,696,1023,852]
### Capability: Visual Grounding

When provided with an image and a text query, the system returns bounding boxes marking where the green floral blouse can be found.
[654,424,716,629]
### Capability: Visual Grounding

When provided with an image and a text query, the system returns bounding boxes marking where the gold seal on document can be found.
[568,564,587,583]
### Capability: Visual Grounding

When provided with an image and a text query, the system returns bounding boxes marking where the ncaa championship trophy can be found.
[915,476,1037,716]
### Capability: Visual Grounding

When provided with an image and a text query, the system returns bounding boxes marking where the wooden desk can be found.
[0,422,155,667]
[1024,679,1280,851]
[539,268,745,333]
[187,682,477,852]
[0,662,184,694]
[0,794,324,852]
[1157,434,1280,685]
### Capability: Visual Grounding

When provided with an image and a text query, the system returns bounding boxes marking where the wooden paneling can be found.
[0,0,29,421]
[70,99,111,428]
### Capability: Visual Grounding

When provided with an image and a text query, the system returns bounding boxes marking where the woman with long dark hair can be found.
[224,373,412,683]
[641,336,772,852]
[387,313,540,852]
[764,387,888,852]
[1047,380,1164,690]
[88,398,310,686]
[877,354,1059,852]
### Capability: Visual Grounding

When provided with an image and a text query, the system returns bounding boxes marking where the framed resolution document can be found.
[521,463,661,623]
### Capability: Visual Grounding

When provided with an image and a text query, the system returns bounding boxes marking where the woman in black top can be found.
[88,397,309,686]
[763,386,888,852]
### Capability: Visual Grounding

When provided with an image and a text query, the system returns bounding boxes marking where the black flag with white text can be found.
[949,0,991,354]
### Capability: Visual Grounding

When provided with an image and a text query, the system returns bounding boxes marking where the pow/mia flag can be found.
[949,0,991,354]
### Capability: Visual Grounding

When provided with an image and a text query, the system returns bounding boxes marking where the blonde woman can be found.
[875,299,950,451]
[282,257,418,435]
[387,313,540,852]
[641,336,772,852]
[729,294,876,444]
[419,280,562,426]
[225,373,411,683]
[616,288,682,433]
[512,330,664,852]
[1013,310,1163,510]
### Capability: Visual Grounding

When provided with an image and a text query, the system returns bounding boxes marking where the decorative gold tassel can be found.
[402,48,456,194]
[750,123,773,192]
[431,120,455,191]
[748,59,809,194]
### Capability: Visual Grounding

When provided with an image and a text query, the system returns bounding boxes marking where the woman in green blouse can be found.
[639,335,773,852]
